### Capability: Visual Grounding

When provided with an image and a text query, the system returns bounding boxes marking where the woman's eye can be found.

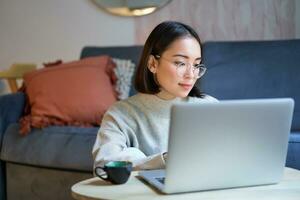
[193,64,201,68]
[174,61,185,67]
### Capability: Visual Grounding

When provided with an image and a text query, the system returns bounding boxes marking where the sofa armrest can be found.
[0,92,25,148]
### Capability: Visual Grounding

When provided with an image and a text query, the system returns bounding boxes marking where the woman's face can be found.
[149,37,202,100]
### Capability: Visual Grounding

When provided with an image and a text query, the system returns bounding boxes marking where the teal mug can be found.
[95,161,133,184]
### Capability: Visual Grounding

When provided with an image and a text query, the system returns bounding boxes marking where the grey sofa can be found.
[0,40,299,200]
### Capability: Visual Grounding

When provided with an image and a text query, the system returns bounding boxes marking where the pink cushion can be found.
[19,55,117,135]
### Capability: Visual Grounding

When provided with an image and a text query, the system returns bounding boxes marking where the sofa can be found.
[0,39,299,200]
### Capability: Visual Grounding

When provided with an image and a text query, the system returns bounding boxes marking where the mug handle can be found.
[95,167,109,181]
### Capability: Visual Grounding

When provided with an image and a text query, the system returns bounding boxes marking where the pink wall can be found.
[135,0,295,44]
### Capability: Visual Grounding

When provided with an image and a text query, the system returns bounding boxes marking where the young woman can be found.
[92,21,217,171]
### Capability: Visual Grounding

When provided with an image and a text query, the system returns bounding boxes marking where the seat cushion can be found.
[0,123,98,172]
[286,132,300,170]
[1,124,299,171]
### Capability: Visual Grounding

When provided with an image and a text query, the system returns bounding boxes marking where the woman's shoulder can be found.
[188,94,219,103]
[106,93,145,113]
[101,95,140,126]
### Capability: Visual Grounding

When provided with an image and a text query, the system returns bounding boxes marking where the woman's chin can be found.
[176,91,191,98]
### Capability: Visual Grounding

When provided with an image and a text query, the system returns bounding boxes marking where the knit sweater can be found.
[92,93,218,171]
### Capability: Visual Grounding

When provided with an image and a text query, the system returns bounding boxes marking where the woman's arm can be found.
[92,131,166,171]
[92,106,165,171]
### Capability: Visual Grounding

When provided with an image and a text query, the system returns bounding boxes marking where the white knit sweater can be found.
[92,93,218,171]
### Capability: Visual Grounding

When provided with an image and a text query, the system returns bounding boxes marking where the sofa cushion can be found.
[0,123,98,171]
[112,58,136,100]
[201,40,300,130]
[286,132,300,170]
[20,55,117,135]
[80,46,143,97]
[1,124,299,171]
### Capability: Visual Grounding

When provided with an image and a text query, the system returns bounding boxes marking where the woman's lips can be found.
[178,83,193,90]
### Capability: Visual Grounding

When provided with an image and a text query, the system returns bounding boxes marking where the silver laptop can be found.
[139,98,294,194]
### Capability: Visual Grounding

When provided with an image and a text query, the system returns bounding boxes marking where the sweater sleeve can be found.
[92,105,165,172]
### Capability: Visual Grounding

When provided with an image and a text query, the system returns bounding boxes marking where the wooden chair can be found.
[0,63,36,93]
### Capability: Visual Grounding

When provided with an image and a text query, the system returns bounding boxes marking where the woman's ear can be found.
[147,55,158,73]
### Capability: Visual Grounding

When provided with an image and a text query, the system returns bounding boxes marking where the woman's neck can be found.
[155,90,188,101]
[155,91,176,100]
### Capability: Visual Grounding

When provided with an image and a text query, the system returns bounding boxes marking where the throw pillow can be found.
[19,55,117,135]
[112,58,136,100]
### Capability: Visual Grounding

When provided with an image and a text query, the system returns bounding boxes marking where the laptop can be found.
[139,98,294,194]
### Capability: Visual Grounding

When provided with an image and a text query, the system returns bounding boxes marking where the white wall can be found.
[0,0,299,94]
[0,0,135,67]
[0,0,135,93]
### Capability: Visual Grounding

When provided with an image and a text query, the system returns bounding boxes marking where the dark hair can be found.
[134,21,204,98]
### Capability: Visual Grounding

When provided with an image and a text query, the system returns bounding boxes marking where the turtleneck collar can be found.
[134,93,188,117]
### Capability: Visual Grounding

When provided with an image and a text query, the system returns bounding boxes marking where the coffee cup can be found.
[95,161,133,184]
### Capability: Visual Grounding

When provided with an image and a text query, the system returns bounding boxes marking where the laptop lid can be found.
[162,98,294,194]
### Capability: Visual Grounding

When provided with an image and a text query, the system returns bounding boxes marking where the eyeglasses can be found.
[155,55,206,79]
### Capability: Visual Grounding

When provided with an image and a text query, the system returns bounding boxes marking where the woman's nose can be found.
[183,64,194,78]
